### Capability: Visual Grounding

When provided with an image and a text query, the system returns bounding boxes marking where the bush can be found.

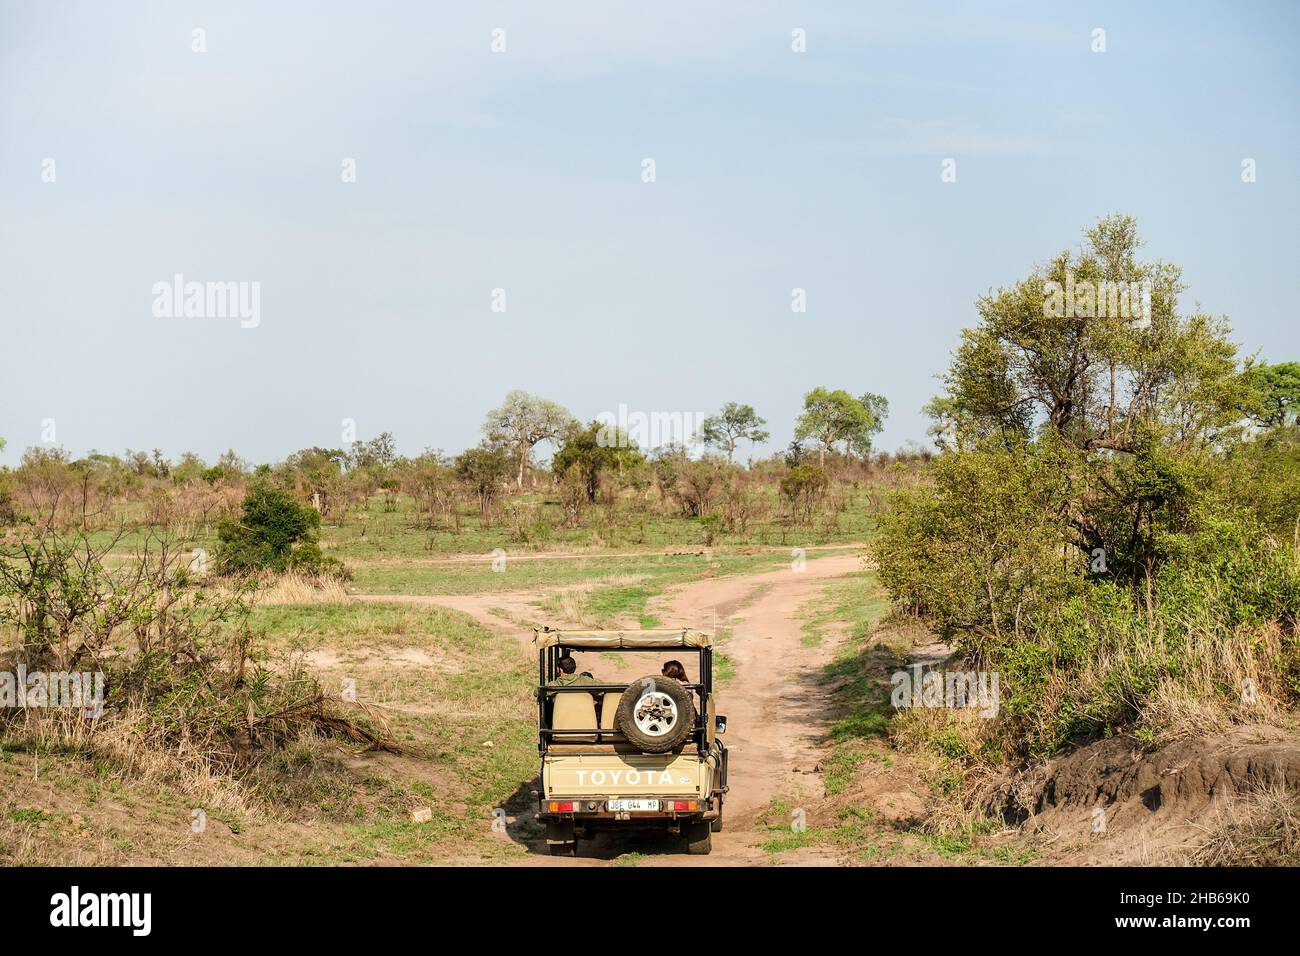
[876,441,1300,760]
[780,464,829,524]
[215,484,347,578]
[0,521,387,789]
[454,443,512,518]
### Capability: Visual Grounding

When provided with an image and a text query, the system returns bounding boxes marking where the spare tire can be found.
[615,676,695,753]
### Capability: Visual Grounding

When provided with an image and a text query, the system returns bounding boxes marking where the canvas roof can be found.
[534,627,712,650]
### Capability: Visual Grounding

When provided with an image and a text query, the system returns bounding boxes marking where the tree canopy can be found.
[701,402,769,463]
[483,390,575,487]
[1245,361,1300,429]
[793,388,887,465]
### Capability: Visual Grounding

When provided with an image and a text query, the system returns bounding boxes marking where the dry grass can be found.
[920,618,1298,764]
[889,706,1007,832]
[6,706,256,818]
[891,616,1295,786]
[1,647,397,835]
[538,573,650,627]
[1181,787,1300,866]
[255,572,351,606]
[4,689,397,831]
[888,616,1298,845]
[1031,619,1295,747]
[1139,622,1293,743]
[539,588,591,626]
[872,615,932,654]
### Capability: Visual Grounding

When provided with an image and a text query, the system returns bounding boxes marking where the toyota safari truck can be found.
[533,627,728,856]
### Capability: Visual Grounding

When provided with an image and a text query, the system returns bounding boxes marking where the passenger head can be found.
[557,655,577,675]
[661,660,687,681]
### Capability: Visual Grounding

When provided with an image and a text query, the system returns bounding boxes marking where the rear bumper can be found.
[538,796,720,827]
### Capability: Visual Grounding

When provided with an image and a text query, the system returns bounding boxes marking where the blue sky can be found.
[2,1,1297,466]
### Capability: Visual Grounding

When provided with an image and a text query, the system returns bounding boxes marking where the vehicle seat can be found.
[599,691,622,739]
[552,692,598,743]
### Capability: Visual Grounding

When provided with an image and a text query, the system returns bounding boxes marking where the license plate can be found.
[607,799,660,812]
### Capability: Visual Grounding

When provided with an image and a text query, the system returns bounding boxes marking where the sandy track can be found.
[637,553,865,865]
[353,551,868,865]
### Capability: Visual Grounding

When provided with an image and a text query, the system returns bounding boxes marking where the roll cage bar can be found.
[537,644,713,752]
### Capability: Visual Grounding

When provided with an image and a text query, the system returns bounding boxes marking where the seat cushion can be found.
[552,692,598,743]
[600,693,620,730]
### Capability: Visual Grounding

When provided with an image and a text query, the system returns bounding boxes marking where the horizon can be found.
[3,1,1297,466]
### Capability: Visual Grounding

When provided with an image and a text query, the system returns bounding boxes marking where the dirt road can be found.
[356,551,868,865]
[640,552,866,864]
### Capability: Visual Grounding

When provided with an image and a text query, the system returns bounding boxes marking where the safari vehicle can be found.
[534,627,728,856]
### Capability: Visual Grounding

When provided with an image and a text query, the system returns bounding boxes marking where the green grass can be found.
[314,489,880,561]
[348,548,850,597]
[762,831,820,853]
[84,485,879,579]
[986,843,1040,864]
[821,748,868,796]
[243,600,541,860]
[806,572,899,745]
[798,571,890,647]
[755,799,1018,865]
[711,623,740,684]
[757,802,895,859]
[8,807,55,825]
[251,602,482,651]
[909,819,1002,861]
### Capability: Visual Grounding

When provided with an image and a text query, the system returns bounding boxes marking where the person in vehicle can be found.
[661,659,687,681]
[547,655,599,729]
[552,654,596,686]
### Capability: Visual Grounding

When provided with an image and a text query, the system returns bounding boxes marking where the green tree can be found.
[780,463,829,523]
[875,219,1300,759]
[943,214,1248,454]
[793,388,885,466]
[849,392,889,457]
[454,442,512,515]
[552,420,643,502]
[171,452,208,485]
[215,483,341,575]
[0,438,14,526]
[1245,362,1300,428]
[280,447,347,513]
[483,390,575,488]
[348,432,397,470]
[701,402,769,463]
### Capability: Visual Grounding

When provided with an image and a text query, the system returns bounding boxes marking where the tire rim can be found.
[632,691,678,737]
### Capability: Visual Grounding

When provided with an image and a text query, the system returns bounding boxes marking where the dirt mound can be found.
[988,725,1300,864]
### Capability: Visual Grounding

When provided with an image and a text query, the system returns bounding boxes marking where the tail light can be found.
[671,800,698,811]
[547,801,573,813]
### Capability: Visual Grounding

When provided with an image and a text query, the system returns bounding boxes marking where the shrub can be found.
[215,484,347,578]
[0,521,388,793]
[876,442,1300,760]
[780,464,829,524]
[454,442,512,518]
